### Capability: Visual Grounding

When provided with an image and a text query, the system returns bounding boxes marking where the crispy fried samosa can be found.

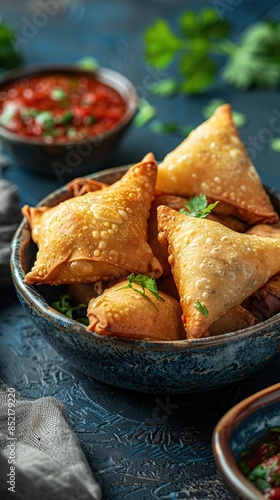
[87,279,185,341]
[156,104,278,225]
[157,205,280,339]
[208,305,259,336]
[148,194,189,276]
[242,273,280,322]
[23,154,162,286]
[246,224,280,238]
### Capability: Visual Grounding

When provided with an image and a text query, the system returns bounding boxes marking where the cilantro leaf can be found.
[0,20,22,69]
[180,51,217,95]
[150,77,179,97]
[115,274,165,311]
[143,8,280,94]
[222,22,280,90]
[133,98,156,128]
[144,18,183,68]
[180,194,219,218]
[51,293,89,326]
[179,8,230,40]
[195,301,209,318]
[202,99,247,127]
[270,137,280,153]
[76,56,99,70]
[151,120,194,137]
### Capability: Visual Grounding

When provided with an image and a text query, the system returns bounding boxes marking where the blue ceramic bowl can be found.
[10,166,280,393]
[0,65,137,177]
[212,383,280,499]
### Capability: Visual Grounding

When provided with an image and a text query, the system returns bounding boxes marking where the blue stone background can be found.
[0,1,280,498]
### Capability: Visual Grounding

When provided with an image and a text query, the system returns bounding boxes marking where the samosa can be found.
[157,205,280,339]
[156,104,278,225]
[23,154,162,285]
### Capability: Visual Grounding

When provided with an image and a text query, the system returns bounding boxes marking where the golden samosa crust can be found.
[87,280,185,341]
[208,305,259,337]
[23,154,162,286]
[156,104,278,225]
[157,205,280,339]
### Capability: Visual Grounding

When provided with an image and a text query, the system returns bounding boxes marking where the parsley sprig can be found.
[51,293,89,326]
[180,194,219,218]
[116,274,165,311]
[143,8,280,95]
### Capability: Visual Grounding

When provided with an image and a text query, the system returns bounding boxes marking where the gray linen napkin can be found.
[0,384,102,500]
[0,179,22,290]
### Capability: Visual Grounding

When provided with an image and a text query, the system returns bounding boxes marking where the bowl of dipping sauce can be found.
[212,383,280,499]
[0,65,137,178]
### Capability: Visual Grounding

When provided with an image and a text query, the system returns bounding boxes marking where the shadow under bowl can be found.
[0,65,137,178]
[10,166,280,393]
[212,382,280,499]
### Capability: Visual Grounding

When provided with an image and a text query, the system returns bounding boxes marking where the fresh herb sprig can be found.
[143,8,280,95]
[51,293,89,326]
[0,19,22,70]
[202,98,247,128]
[195,301,209,318]
[180,194,219,218]
[116,273,165,311]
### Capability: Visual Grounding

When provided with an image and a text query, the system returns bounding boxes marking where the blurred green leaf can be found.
[270,137,280,153]
[180,53,217,94]
[76,56,99,70]
[202,98,247,127]
[133,98,156,127]
[144,18,183,68]
[143,8,280,95]
[151,120,194,136]
[0,20,22,69]
[150,77,179,97]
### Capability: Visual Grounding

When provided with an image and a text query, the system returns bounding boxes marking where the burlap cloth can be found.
[0,384,102,499]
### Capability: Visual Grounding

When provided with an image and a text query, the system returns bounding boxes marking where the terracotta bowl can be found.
[212,382,280,499]
[0,65,137,177]
[10,166,280,393]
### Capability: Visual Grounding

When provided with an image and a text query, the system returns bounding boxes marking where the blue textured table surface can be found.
[1,1,280,498]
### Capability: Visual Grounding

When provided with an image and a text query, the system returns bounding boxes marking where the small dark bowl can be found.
[10,167,280,393]
[0,65,137,178]
[212,383,280,499]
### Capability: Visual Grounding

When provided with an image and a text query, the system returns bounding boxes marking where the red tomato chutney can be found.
[0,74,127,143]
[238,427,280,499]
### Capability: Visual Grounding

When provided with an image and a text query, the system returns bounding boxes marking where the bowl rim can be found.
[212,382,280,500]
[0,64,138,147]
[10,163,280,351]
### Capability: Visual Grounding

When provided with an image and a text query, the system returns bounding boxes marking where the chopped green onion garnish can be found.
[20,107,40,119]
[0,103,17,125]
[50,87,68,101]
[67,126,76,139]
[35,111,56,129]
[83,115,95,125]
[60,111,74,124]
